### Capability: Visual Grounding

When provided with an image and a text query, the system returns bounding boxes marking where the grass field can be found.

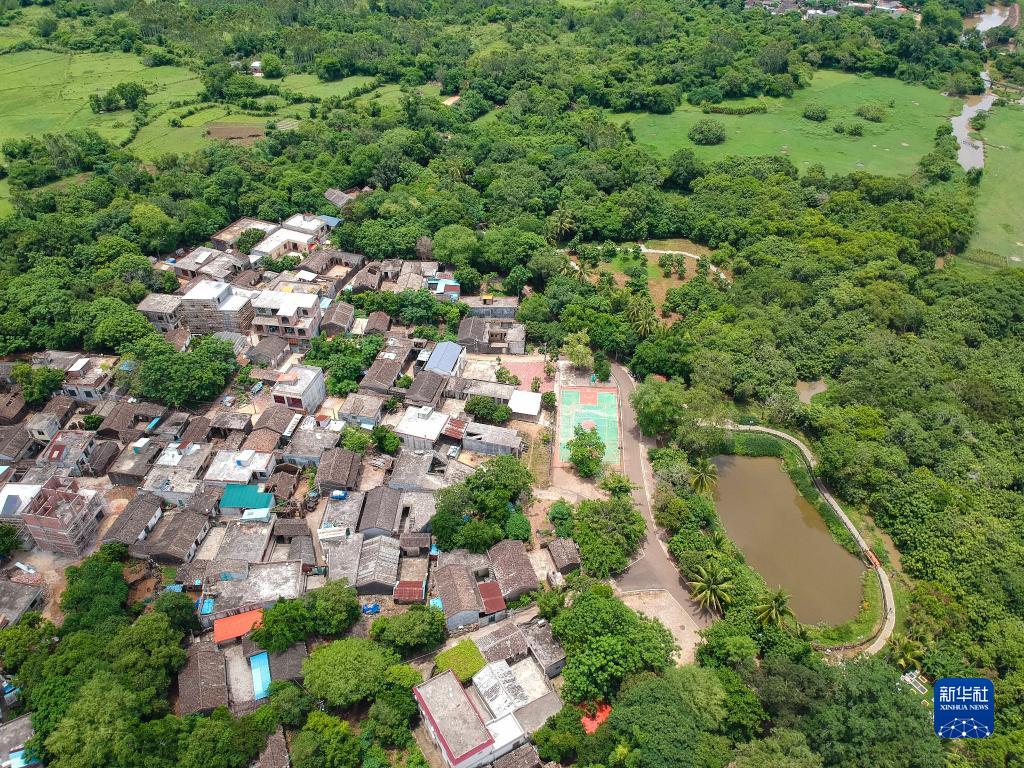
[965,104,1024,267]
[0,49,201,145]
[354,83,442,109]
[0,180,11,218]
[276,73,374,100]
[607,70,958,176]
[126,104,304,161]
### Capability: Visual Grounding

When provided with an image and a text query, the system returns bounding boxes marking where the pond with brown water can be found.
[713,455,866,626]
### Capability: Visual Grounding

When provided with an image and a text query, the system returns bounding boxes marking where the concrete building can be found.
[22,476,103,556]
[337,391,384,429]
[204,450,277,488]
[179,280,260,334]
[211,217,279,252]
[282,213,334,240]
[0,481,43,545]
[137,293,184,332]
[508,391,542,423]
[36,429,96,477]
[200,560,304,627]
[462,296,519,319]
[142,441,215,505]
[0,715,40,768]
[251,228,317,260]
[414,671,526,768]
[173,247,247,281]
[0,578,43,626]
[25,395,76,443]
[395,406,449,451]
[61,355,116,402]
[463,423,522,456]
[271,365,326,413]
[318,492,364,541]
[457,318,526,356]
[251,290,322,346]
[282,423,339,467]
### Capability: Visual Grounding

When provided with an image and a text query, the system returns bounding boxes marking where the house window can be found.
[274,395,286,404]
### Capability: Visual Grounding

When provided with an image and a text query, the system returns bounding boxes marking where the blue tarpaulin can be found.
[200,598,215,615]
[250,652,271,700]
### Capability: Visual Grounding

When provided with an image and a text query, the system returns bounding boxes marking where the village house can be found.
[103,492,163,552]
[176,642,229,716]
[0,427,32,464]
[0,391,27,427]
[398,490,435,534]
[36,429,96,476]
[507,391,542,423]
[251,228,318,261]
[61,355,116,402]
[271,365,326,413]
[251,290,322,345]
[0,578,44,627]
[219,484,275,517]
[0,481,43,544]
[349,263,383,293]
[395,406,449,451]
[458,318,526,356]
[142,441,215,505]
[22,476,104,556]
[488,540,539,602]
[204,450,277,488]
[282,212,335,240]
[201,560,304,628]
[318,492,364,540]
[463,423,522,457]
[214,331,251,357]
[322,532,401,595]
[97,400,167,443]
[414,670,526,768]
[25,395,76,443]
[387,449,473,492]
[136,293,183,332]
[173,247,248,281]
[209,411,253,440]
[242,428,282,454]
[179,280,260,334]
[337,391,385,429]
[282,422,339,467]
[145,508,211,565]
[247,336,291,368]
[424,341,467,377]
[108,438,163,486]
[358,486,402,538]
[321,300,356,336]
[405,370,448,409]
[432,564,506,632]
[545,538,581,575]
[463,296,519,319]
[211,217,280,252]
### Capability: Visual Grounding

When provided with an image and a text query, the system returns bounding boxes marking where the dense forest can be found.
[1,0,1023,765]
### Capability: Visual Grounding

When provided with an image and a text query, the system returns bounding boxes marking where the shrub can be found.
[703,103,767,115]
[802,104,828,122]
[855,103,886,123]
[434,639,485,682]
[688,118,727,146]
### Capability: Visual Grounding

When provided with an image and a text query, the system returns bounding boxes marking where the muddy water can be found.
[713,455,865,625]
[951,71,995,171]
[795,378,828,404]
[964,4,1010,30]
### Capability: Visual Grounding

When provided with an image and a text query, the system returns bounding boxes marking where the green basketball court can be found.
[557,387,621,466]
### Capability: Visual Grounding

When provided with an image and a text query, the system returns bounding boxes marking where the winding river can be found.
[951,5,1012,169]
[713,455,866,626]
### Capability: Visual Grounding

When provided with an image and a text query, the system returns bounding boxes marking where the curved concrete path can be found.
[609,364,895,658]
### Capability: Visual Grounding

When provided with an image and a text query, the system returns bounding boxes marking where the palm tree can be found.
[689,457,719,496]
[705,529,729,553]
[559,259,592,286]
[631,311,658,339]
[688,561,734,615]
[548,206,577,243]
[888,632,924,671]
[755,587,796,629]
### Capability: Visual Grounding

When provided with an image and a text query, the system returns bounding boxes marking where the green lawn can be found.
[966,104,1024,268]
[0,49,201,144]
[0,6,49,49]
[276,73,374,100]
[0,180,11,218]
[355,83,442,109]
[607,70,958,176]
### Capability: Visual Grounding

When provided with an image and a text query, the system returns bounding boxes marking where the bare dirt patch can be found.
[207,122,266,146]
[618,588,700,664]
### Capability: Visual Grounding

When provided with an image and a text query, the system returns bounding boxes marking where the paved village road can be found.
[609,364,713,633]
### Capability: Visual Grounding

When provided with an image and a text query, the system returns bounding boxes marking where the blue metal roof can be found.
[425,341,464,374]
[321,215,341,227]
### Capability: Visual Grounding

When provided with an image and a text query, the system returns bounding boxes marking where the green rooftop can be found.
[220,484,274,510]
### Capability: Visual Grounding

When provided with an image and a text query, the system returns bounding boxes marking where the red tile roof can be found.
[478,581,506,615]
[393,579,425,602]
[213,609,263,644]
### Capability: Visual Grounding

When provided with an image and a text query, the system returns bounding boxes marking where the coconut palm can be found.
[755,587,796,629]
[689,457,719,496]
[688,561,734,615]
[548,206,577,243]
[560,259,592,286]
[888,632,924,671]
[705,529,729,553]
[631,311,658,339]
